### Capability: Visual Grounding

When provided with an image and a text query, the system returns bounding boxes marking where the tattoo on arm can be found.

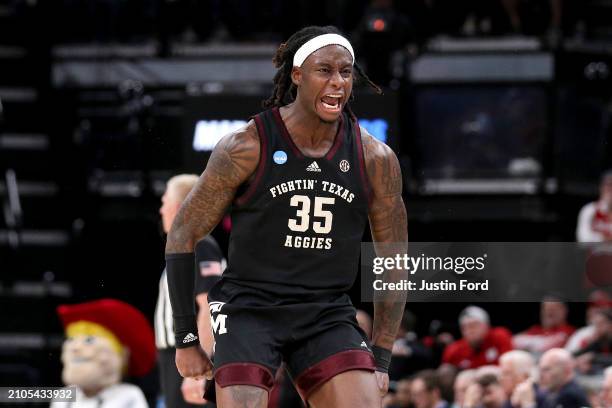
[363,130,408,350]
[165,123,259,254]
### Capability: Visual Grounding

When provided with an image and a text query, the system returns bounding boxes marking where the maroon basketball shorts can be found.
[207,280,376,400]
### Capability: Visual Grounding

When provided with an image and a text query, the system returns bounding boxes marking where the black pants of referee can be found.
[158,348,214,408]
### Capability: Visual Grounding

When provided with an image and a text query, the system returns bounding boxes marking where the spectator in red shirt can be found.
[513,298,575,354]
[442,306,513,370]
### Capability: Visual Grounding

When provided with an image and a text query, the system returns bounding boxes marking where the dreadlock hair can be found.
[262,25,382,117]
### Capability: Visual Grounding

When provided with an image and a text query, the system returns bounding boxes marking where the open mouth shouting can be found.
[320,93,343,113]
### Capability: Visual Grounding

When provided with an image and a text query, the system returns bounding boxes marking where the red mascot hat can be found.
[57,299,156,377]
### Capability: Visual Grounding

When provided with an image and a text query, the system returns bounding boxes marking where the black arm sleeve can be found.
[165,252,199,348]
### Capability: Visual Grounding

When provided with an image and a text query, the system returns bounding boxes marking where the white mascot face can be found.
[61,334,123,391]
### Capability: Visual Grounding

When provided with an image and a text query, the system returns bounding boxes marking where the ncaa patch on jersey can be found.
[273,150,288,165]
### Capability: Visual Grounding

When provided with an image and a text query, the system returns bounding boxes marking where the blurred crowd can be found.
[364,170,612,408]
[363,297,612,408]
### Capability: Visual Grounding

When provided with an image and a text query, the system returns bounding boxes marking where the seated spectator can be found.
[463,373,506,408]
[598,366,612,408]
[391,310,436,380]
[577,169,612,242]
[574,309,612,375]
[410,370,450,408]
[443,306,513,369]
[451,369,476,408]
[538,348,590,408]
[499,350,546,408]
[499,351,534,400]
[513,298,575,354]
[565,290,611,354]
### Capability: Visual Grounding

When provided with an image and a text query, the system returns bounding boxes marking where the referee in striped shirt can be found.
[156,174,225,407]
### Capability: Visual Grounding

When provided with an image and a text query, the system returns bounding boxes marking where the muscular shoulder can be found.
[206,119,260,188]
[360,126,394,164]
[360,126,402,198]
[214,119,260,165]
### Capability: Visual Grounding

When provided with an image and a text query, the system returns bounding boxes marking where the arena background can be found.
[0,0,611,405]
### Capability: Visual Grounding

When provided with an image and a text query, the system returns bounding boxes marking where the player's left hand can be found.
[375,371,389,397]
[181,377,207,405]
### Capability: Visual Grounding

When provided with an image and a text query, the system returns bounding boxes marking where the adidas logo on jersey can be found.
[306,161,321,172]
[182,333,198,344]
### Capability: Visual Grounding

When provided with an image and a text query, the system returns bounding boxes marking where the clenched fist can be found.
[176,345,214,380]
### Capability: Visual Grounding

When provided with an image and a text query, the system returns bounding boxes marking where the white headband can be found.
[292,33,355,67]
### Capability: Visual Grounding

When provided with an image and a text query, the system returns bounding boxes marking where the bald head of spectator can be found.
[540,298,568,329]
[601,366,612,407]
[539,348,574,393]
[499,350,535,398]
[411,370,444,408]
[453,369,476,407]
[459,306,490,348]
[355,309,372,340]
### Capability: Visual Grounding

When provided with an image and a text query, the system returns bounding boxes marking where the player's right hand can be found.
[176,345,214,380]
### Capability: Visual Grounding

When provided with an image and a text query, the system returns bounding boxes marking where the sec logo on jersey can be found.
[339,160,350,172]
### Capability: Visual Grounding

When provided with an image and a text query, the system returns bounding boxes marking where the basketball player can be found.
[165,25,408,407]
